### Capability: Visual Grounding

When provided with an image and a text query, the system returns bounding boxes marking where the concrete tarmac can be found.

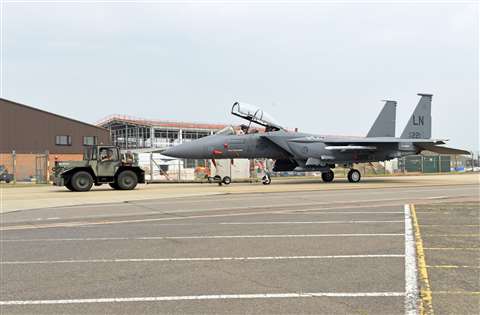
[0,177,478,314]
[1,173,478,213]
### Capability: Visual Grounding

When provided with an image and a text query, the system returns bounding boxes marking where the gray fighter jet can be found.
[163,94,469,184]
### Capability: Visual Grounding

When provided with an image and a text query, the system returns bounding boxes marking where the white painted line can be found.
[1,254,405,265]
[298,211,403,214]
[220,220,403,225]
[0,291,406,305]
[1,233,404,242]
[404,204,419,315]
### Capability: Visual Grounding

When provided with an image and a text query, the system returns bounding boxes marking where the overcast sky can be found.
[2,1,479,151]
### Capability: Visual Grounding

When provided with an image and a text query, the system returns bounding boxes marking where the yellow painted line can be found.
[426,265,480,269]
[411,204,434,315]
[424,248,480,251]
[433,291,480,295]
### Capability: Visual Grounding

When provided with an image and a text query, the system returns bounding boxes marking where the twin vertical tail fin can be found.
[400,94,432,139]
[367,100,397,137]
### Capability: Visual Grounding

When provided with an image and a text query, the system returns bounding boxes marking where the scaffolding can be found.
[97,115,227,150]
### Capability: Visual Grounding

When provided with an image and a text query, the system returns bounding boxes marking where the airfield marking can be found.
[219,220,403,225]
[404,204,419,315]
[411,204,434,315]
[0,292,406,306]
[0,233,403,242]
[0,254,405,265]
[0,211,404,230]
[4,205,405,227]
[293,211,403,214]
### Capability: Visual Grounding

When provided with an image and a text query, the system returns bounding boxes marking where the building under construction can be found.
[97,115,229,150]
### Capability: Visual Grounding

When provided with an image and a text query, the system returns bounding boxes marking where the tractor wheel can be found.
[116,170,138,190]
[65,180,75,191]
[71,171,94,192]
[109,182,120,190]
[321,170,334,183]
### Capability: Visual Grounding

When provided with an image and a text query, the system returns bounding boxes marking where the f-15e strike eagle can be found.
[163,94,468,184]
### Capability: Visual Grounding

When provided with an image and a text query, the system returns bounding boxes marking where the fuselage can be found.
[162,130,416,167]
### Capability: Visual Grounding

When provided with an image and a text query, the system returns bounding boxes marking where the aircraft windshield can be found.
[231,102,283,130]
[216,126,236,135]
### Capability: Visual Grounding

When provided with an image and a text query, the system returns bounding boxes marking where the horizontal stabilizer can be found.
[367,100,396,137]
[416,143,470,155]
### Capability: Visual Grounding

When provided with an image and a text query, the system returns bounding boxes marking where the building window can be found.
[55,135,72,146]
[83,136,97,145]
[184,159,196,169]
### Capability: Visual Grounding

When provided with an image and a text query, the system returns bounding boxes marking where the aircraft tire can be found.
[321,170,334,183]
[262,175,271,185]
[222,176,231,185]
[117,170,138,190]
[347,169,361,183]
[71,171,94,192]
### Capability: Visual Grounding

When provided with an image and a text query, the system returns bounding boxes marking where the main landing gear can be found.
[321,170,334,183]
[347,169,361,183]
[321,169,361,183]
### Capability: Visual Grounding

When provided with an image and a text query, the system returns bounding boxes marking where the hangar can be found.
[0,98,111,182]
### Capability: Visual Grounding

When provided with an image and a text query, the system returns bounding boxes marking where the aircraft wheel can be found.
[262,175,271,185]
[321,170,334,183]
[117,170,138,190]
[222,176,231,185]
[347,169,361,183]
[71,171,94,192]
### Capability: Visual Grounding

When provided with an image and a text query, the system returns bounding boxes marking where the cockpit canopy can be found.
[231,102,284,131]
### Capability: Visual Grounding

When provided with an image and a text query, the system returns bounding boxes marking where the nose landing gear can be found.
[262,174,271,185]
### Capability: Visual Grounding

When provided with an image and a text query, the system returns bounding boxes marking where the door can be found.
[35,154,47,183]
[97,147,119,177]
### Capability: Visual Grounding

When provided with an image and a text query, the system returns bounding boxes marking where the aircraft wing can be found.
[414,143,470,155]
[288,136,469,155]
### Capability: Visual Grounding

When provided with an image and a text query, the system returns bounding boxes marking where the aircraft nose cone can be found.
[163,143,198,158]
[162,146,183,158]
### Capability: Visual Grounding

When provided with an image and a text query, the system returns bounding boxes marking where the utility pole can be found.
[12,150,16,184]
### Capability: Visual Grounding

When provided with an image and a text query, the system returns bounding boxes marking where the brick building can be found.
[0,98,110,182]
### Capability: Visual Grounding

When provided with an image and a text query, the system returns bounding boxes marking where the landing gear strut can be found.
[347,169,361,183]
[321,170,334,183]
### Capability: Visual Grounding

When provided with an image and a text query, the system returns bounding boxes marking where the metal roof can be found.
[97,114,229,130]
